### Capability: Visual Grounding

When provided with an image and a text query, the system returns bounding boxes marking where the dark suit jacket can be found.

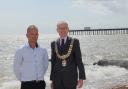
[50,37,86,87]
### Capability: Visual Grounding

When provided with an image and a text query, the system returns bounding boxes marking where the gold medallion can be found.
[62,60,67,67]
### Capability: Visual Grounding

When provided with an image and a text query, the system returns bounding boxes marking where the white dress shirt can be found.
[13,43,49,82]
[60,36,67,46]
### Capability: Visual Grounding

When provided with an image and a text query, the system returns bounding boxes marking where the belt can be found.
[22,80,44,83]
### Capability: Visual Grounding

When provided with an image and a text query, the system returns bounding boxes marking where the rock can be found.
[93,59,128,69]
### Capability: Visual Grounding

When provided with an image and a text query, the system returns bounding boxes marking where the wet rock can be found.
[93,59,128,69]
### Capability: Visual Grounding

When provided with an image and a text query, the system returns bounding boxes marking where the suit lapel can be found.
[56,36,72,54]
[56,38,61,51]
[63,36,71,50]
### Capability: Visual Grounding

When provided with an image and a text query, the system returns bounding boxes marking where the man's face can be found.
[26,29,39,43]
[57,24,69,38]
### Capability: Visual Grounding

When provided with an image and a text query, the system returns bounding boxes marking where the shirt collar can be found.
[26,42,39,49]
[60,36,68,44]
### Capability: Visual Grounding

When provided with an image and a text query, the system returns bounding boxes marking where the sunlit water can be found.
[0,34,128,89]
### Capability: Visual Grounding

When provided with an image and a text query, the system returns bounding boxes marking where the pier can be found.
[69,28,128,35]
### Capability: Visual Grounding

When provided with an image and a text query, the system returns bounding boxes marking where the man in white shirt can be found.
[13,25,49,89]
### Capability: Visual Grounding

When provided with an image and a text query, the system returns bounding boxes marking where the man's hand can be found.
[51,81,54,89]
[77,79,84,88]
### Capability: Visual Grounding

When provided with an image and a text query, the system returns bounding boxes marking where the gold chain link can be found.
[55,38,74,60]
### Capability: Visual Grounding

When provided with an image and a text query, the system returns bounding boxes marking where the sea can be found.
[0,34,128,89]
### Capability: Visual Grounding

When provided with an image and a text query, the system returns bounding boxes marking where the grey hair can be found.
[57,21,68,28]
[27,25,38,33]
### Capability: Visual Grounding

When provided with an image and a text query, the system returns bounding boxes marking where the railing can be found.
[69,28,128,35]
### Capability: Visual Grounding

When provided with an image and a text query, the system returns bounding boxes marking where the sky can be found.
[0,0,128,35]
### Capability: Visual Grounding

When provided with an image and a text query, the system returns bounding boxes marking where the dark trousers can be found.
[54,86,76,89]
[21,80,46,89]
[54,80,76,89]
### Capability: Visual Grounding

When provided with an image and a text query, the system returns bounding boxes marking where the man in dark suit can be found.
[50,21,86,89]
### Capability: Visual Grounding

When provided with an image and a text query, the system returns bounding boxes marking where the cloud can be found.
[72,0,128,15]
